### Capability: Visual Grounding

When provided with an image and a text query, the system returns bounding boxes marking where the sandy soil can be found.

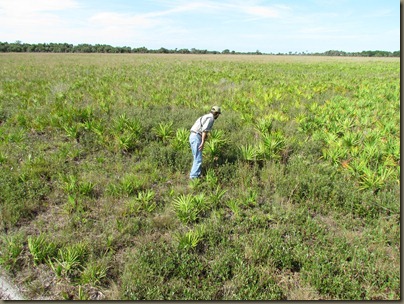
[0,272,24,300]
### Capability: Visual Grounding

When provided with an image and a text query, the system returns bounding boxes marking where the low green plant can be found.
[0,151,7,164]
[260,131,285,160]
[118,173,145,196]
[172,127,189,150]
[359,166,393,192]
[239,144,257,162]
[80,259,109,286]
[0,233,24,270]
[209,185,227,207]
[28,234,58,265]
[64,195,85,215]
[48,242,88,278]
[254,116,273,135]
[139,189,157,212]
[172,194,201,224]
[175,228,204,251]
[153,121,174,143]
[60,174,78,194]
[113,131,138,153]
[63,123,81,142]
[77,285,89,300]
[226,199,241,217]
[205,168,218,188]
[78,181,96,197]
[127,189,157,214]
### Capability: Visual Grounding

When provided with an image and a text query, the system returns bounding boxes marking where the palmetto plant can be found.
[0,234,24,270]
[254,117,273,135]
[209,185,227,207]
[0,152,6,164]
[260,132,285,160]
[209,129,225,142]
[114,114,130,133]
[206,138,222,160]
[172,194,204,224]
[78,181,96,197]
[63,123,81,142]
[6,128,26,143]
[239,144,257,162]
[48,243,88,278]
[119,173,144,196]
[204,129,227,161]
[153,121,174,143]
[111,114,142,152]
[60,173,79,194]
[172,127,189,150]
[135,189,156,213]
[114,131,137,153]
[28,234,58,265]
[175,229,204,251]
[205,168,218,188]
[80,259,109,286]
[226,199,241,217]
[321,146,348,166]
[342,131,362,148]
[64,195,85,215]
[358,166,393,192]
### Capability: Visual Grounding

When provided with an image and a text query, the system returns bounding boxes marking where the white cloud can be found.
[89,12,163,29]
[0,0,80,15]
[0,0,81,39]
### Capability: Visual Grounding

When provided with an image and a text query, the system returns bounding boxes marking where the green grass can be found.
[0,53,400,300]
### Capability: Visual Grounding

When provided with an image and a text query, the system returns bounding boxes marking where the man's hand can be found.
[198,132,207,151]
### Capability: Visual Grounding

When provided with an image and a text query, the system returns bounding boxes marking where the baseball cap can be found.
[211,106,222,114]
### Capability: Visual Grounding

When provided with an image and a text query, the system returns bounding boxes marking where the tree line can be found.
[0,41,400,57]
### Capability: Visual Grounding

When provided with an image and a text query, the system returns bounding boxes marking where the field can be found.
[0,53,400,300]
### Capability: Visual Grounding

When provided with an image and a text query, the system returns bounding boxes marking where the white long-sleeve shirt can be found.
[190,113,215,135]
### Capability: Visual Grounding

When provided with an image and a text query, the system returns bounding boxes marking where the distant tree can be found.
[133,46,148,53]
[0,41,400,56]
[178,48,190,54]
[158,47,169,53]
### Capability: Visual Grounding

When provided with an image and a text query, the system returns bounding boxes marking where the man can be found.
[189,106,222,179]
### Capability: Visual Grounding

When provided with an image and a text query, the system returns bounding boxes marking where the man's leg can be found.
[189,133,202,179]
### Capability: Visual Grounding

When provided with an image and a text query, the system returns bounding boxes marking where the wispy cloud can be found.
[0,0,80,15]
[0,0,81,36]
[89,1,284,28]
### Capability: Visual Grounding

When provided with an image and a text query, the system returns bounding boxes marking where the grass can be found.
[0,53,400,300]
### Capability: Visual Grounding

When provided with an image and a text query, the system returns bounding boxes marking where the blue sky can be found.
[0,0,400,53]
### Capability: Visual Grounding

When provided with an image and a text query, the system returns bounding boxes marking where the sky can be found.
[0,0,400,53]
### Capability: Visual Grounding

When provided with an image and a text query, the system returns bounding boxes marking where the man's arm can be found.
[198,131,208,151]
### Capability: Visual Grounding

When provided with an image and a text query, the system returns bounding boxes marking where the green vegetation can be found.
[0,41,400,57]
[0,53,400,300]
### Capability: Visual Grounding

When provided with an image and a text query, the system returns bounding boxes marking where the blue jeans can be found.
[189,132,202,179]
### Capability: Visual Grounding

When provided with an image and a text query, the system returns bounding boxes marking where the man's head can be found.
[211,106,221,119]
